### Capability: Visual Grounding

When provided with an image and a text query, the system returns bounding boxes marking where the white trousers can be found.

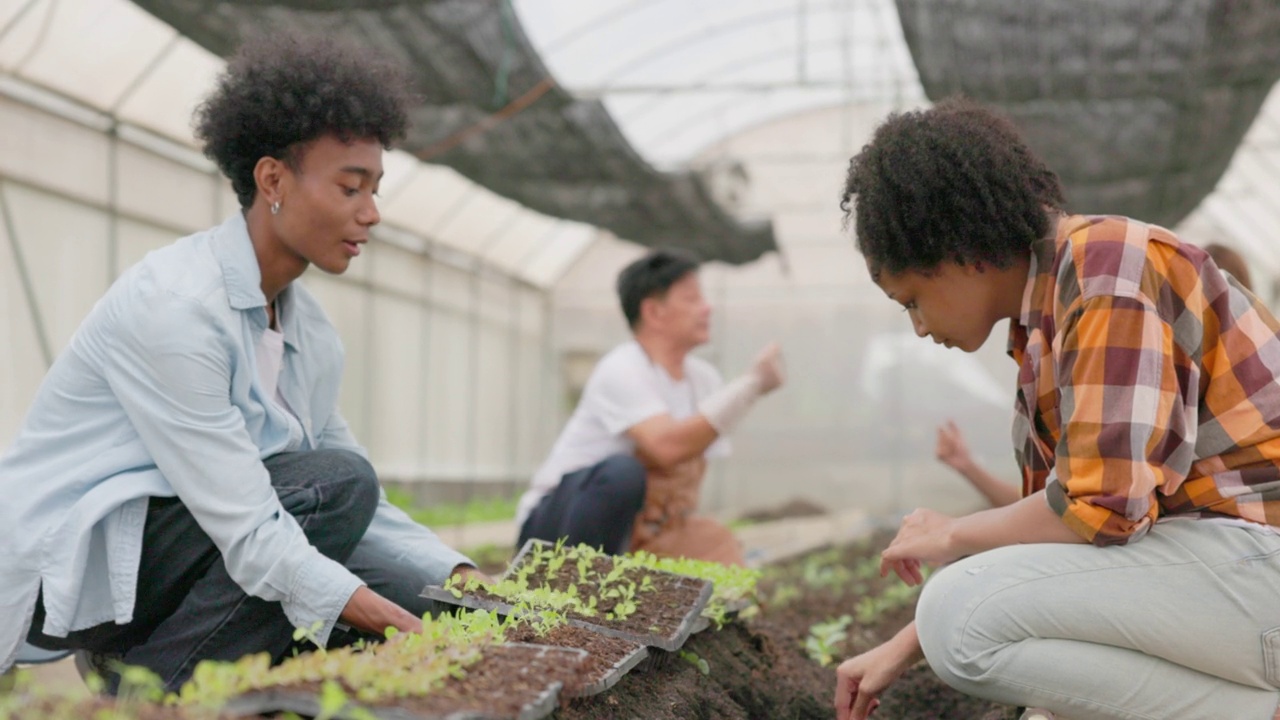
[916,519,1280,720]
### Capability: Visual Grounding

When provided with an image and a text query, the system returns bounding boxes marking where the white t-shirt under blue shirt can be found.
[255,304,305,452]
[515,341,730,527]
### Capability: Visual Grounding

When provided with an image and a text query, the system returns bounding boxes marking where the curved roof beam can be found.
[616,36,917,126]
[589,2,846,87]
[602,42,919,163]
[539,0,659,55]
[0,0,45,45]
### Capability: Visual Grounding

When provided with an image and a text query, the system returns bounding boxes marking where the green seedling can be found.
[804,615,853,667]
[766,584,802,606]
[316,680,347,720]
[0,667,223,720]
[291,619,326,652]
[452,540,675,628]
[176,610,498,709]
[383,488,519,529]
[627,551,761,626]
[678,649,711,676]
[855,568,930,624]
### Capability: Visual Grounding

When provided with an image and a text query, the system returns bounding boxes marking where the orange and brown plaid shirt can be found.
[1010,215,1280,545]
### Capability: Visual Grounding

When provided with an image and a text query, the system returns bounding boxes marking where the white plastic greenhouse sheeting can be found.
[548,100,1015,519]
[0,0,597,286]
[551,93,1280,518]
[1142,80,1280,306]
[0,121,559,485]
[516,0,926,170]
[7,0,1280,517]
[522,0,1280,297]
[0,0,587,485]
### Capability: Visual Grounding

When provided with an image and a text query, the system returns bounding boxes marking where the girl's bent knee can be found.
[915,559,1002,689]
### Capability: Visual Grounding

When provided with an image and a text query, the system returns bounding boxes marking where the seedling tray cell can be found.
[569,642,648,697]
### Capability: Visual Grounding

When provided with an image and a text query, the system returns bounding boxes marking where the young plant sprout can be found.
[626,551,761,627]
[804,615,854,667]
[175,609,535,709]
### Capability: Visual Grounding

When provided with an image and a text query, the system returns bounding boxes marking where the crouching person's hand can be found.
[343,566,490,641]
[341,586,423,637]
[449,564,492,587]
[750,342,786,394]
[835,622,923,720]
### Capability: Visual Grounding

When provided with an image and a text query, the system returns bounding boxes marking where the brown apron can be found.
[628,458,745,566]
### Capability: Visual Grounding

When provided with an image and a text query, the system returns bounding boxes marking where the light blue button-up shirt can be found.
[0,213,469,672]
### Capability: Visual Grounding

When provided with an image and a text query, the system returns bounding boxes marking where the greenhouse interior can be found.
[5,1,1280,718]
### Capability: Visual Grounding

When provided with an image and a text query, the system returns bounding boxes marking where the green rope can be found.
[492,0,516,109]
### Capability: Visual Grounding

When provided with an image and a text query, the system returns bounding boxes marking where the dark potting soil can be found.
[558,533,1019,720]
[274,643,584,719]
[411,643,585,717]
[736,497,829,523]
[504,623,640,695]
[470,555,709,640]
[558,622,831,720]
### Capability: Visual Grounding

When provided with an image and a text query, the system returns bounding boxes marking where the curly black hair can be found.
[840,97,1065,275]
[194,31,412,209]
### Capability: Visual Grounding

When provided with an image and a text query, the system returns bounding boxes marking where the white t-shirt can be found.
[515,341,730,527]
[256,324,287,401]
[255,305,305,451]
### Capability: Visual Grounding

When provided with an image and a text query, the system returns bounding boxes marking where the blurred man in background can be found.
[515,249,785,565]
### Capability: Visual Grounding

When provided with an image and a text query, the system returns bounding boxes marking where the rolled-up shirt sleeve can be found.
[1045,293,1183,545]
[103,295,362,645]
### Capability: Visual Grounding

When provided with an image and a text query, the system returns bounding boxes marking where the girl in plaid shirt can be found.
[835,98,1280,720]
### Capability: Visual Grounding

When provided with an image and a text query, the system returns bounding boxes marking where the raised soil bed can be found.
[9,533,1020,720]
[554,532,1019,720]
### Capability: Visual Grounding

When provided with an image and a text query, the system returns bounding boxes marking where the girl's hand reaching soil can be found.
[880,508,960,585]
[834,622,923,720]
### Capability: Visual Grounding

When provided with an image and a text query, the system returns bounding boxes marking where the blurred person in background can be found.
[515,249,785,565]
[934,419,1019,508]
[0,33,482,693]
[834,97,1280,720]
[1204,242,1254,292]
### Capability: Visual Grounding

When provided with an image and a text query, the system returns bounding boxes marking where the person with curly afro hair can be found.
[1,32,485,692]
[834,98,1280,720]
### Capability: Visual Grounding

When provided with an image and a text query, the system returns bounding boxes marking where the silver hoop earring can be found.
[270,201,281,215]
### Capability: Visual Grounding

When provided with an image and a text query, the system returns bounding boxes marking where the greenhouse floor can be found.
[432,504,872,568]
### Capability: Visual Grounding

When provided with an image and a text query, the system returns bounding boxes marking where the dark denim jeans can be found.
[28,449,380,693]
[517,453,646,555]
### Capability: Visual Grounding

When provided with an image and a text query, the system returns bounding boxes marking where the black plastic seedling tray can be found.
[222,644,585,720]
[568,642,648,698]
[421,539,713,652]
